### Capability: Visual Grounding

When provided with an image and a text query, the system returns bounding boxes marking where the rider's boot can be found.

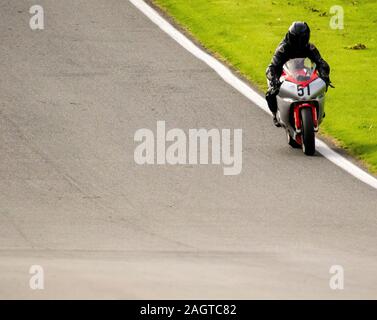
[272,112,281,127]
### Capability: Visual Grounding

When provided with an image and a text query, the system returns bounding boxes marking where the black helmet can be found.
[287,21,310,48]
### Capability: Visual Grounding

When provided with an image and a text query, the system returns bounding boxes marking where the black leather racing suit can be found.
[265,34,330,113]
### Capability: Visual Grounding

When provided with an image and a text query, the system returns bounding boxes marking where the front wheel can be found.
[300,108,315,156]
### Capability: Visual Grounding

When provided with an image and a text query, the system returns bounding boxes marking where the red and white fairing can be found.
[276,58,327,147]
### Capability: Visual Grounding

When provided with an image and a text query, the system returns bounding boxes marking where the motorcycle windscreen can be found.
[283,58,316,82]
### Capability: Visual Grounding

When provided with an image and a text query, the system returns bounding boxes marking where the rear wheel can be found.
[300,108,315,155]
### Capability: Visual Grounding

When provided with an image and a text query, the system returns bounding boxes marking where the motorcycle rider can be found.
[266,21,331,127]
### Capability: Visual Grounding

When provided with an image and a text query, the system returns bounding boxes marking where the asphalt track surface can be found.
[0,0,376,299]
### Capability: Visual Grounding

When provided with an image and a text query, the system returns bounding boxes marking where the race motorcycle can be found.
[276,58,327,155]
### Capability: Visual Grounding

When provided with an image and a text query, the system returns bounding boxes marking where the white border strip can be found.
[129,0,377,190]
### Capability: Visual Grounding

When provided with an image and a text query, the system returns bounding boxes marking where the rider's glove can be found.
[269,78,281,95]
[321,75,334,92]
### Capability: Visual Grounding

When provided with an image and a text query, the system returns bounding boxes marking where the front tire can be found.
[300,108,315,156]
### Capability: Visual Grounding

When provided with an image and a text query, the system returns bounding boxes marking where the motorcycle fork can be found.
[293,103,318,133]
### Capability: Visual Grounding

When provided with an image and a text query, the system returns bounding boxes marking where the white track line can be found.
[129,0,377,190]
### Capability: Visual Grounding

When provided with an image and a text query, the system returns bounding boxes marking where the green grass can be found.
[153,0,377,172]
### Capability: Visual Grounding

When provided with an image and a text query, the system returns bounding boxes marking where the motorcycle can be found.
[276,58,327,155]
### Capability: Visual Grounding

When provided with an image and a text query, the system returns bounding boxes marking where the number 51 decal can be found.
[297,84,310,97]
